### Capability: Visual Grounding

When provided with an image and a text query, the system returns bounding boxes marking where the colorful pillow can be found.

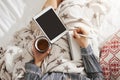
[100,30,120,80]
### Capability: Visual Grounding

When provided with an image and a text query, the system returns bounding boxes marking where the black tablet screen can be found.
[36,9,66,40]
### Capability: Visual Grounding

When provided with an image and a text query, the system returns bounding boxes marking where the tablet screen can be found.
[36,8,66,41]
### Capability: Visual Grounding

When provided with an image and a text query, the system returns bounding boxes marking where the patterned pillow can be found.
[100,30,120,80]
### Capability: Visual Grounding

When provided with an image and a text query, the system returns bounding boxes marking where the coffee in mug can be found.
[35,36,51,53]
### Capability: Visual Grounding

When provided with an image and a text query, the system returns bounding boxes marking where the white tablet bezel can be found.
[33,6,67,43]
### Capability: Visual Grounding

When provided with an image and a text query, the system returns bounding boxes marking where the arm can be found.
[81,45,103,80]
[24,41,51,80]
[73,28,104,80]
[24,61,41,80]
[42,0,63,10]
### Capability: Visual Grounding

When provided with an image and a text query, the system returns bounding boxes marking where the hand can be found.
[32,42,51,67]
[73,27,89,48]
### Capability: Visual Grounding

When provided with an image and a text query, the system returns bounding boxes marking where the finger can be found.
[41,49,51,59]
[73,29,80,39]
[46,48,51,54]
[76,27,88,35]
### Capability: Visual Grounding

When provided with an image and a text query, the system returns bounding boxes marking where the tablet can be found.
[33,6,67,43]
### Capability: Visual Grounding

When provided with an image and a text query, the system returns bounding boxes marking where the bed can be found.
[0,0,46,46]
[0,0,120,80]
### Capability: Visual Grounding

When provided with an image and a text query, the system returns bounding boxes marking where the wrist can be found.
[79,41,89,48]
[34,60,42,67]
[81,45,92,55]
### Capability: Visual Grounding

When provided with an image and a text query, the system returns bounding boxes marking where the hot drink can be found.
[35,36,51,53]
[37,39,48,50]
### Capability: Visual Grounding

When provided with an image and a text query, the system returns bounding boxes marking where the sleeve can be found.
[81,45,104,80]
[24,61,42,80]
[24,61,66,80]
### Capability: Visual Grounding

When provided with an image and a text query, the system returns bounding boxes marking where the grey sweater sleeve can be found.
[81,45,104,79]
[24,61,42,80]
[24,45,104,80]
[24,61,66,80]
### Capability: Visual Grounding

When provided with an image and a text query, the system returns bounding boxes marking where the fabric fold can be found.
[81,45,102,73]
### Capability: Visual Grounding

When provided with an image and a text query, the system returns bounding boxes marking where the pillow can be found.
[100,30,120,80]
